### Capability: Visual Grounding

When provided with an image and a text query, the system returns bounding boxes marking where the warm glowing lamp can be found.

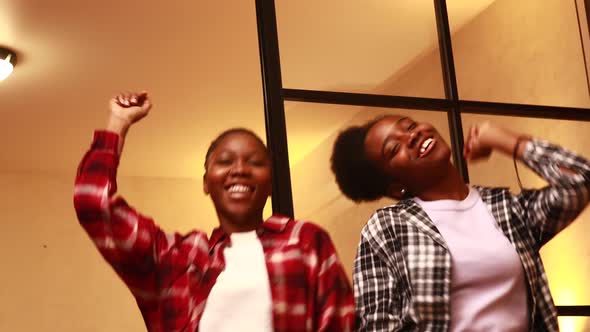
[0,47,17,81]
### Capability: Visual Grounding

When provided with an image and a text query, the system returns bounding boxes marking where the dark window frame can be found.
[255,0,590,316]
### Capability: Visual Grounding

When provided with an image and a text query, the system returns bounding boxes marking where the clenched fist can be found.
[463,122,493,162]
[110,91,152,127]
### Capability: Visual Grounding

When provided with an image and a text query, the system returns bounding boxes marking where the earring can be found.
[401,188,406,196]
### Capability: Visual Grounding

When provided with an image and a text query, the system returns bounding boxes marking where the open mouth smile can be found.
[418,137,436,158]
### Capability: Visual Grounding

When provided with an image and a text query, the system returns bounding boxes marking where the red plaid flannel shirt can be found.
[73,131,354,332]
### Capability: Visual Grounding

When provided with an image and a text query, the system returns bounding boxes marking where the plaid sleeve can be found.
[516,138,590,246]
[354,220,402,332]
[312,226,355,332]
[73,131,207,302]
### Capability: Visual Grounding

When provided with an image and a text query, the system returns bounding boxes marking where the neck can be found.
[218,213,264,234]
[414,162,469,201]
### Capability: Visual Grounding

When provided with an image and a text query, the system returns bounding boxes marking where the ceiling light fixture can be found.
[0,47,18,81]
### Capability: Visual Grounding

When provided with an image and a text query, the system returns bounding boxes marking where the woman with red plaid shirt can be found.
[73,91,354,332]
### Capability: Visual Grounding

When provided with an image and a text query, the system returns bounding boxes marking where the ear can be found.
[386,182,406,200]
[203,174,209,195]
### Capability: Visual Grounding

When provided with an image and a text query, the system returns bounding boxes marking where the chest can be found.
[390,193,539,309]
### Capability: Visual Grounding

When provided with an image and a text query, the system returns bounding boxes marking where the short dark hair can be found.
[204,128,269,168]
[330,117,392,202]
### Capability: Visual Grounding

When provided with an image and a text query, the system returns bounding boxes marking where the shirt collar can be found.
[209,214,291,248]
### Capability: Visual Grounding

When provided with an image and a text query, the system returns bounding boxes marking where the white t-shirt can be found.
[199,230,273,332]
[414,188,529,332]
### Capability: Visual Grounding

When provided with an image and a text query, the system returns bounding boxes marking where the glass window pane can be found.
[558,317,590,332]
[462,113,590,305]
[449,0,590,108]
[276,1,447,98]
[285,101,451,275]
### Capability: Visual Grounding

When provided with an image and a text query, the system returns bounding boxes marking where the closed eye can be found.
[408,122,417,131]
[388,143,400,158]
[215,159,233,165]
[213,155,234,165]
[249,159,268,167]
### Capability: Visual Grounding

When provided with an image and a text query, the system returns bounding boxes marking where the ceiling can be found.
[0,0,495,178]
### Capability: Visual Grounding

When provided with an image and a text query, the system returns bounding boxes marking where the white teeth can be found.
[420,138,434,154]
[228,184,251,193]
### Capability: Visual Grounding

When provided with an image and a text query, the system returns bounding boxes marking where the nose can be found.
[405,130,420,148]
[229,160,250,177]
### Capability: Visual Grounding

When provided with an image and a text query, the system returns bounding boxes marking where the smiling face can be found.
[363,115,452,196]
[203,131,272,231]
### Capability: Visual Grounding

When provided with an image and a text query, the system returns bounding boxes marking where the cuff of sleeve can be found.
[92,130,120,152]
[522,137,543,161]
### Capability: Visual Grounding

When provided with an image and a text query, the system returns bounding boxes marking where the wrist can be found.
[480,125,518,155]
[107,113,131,136]
[513,135,531,160]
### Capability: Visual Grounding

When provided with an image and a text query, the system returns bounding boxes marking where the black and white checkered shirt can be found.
[354,139,590,332]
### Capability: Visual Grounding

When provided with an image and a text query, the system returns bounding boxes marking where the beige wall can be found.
[0,171,218,331]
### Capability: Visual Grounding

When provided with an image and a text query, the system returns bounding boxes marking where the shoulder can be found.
[472,185,510,197]
[361,201,409,239]
[472,185,518,208]
[263,215,332,247]
[277,218,343,254]
[289,219,331,242]
[175,229,210,250]
[155,229,211,266]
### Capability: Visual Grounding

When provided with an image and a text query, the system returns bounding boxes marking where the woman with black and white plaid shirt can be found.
[330,115,590,332]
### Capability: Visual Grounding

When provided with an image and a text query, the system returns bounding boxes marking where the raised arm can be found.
[107,91,151,154]
[465,122,590,246]
[74,92,210,304]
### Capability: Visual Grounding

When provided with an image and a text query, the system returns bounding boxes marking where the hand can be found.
[109,91,152,128]
[463,122,493,162]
